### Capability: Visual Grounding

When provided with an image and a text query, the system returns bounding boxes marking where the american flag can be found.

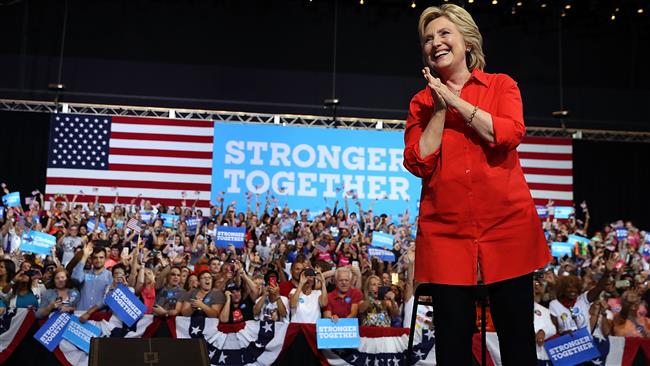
[44,114,213,209]
[518,136,573,206]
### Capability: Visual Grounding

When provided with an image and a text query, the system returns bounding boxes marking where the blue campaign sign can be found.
[0,206,4,218]
[140,211,154,223]
[2,192,21,207]
[551,242,573,258]
[567,234,590,247]
[86,219,107,233]
[371,231,395,250]
[21,230,56,255]
[104,284,147,327]
[616,228,629,241]
[316,318,360,349]
[34,311,72,352]
[544,327,600,365]
[62,315,101,353]
[160,213,179,228]
[211,123,420,218]
[536,205,549,219]
[645,233,650,244]
[215,226,246,248]
[368,246,396,262]
[553,206,574,219]
[185,218,198,234]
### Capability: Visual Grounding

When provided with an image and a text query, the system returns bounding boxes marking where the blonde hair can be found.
[363,275,381,300]
[418,4,486,72]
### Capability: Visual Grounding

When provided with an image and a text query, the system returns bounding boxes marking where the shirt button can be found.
[465,169,471,174]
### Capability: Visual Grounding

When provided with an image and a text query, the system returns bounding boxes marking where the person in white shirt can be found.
[289,268,327,323]
[534,302,556,362]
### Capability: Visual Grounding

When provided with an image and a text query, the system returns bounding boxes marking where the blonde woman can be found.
[358,275,398,327]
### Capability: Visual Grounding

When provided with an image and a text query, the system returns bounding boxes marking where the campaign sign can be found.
[371,232,395,250]
[567,235,590,247]
[544,327,600,366]
[86,219,106,233]
[215,226,246,248]
[34,311,72,352]
[551,242,573,258]
[160,213,179,228]
[0,206,4,218]
[140,211,154,223]
[105,284,147,327]
[645,233,650,244]
[368,246,396,262]
[185,218,198,234]
[21,230,56,255]
[211,122,420,219]
[616,228,629,241]
[316,318,360,349]
[554,206,574,219]
[536,205,549,219]
[2,192,21,207]
[62,315,101,353]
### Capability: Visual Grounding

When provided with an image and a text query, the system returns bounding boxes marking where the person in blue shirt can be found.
[8,273,39,309]
[72,242,113,311]
[37,268,80,319]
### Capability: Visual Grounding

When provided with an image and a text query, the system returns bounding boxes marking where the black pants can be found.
[430,272,536,366]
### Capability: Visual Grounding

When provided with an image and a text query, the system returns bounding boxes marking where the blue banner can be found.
[21,230,56,255]
[0,206,4,218]
[368,246,396,262]
[140,211,154,223]
[86,219,107,233]
[553,206,574,219]
[544,327,600,366]
[616,228,628,241]
[567,234,590,247]
[215,226,246,248]
[551,242,573,258]
[316,318,360,349]
[62,315,101,353]
[371,232,394,250]
[185,218,198,234]
[160,213,180,228]
[34,311,72,352]
[2,192,21,207]
[211,123,420,218]
[104,284,147,327]
[536,205,549,219]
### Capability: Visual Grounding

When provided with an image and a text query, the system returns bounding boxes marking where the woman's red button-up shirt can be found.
[403,69,551,286]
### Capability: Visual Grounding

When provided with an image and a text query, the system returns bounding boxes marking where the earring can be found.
[466,48,471,53]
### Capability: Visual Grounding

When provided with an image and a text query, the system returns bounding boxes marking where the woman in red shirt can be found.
[403,4,551,365]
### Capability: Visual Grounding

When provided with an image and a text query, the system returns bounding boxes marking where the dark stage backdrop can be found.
[1,110,648,231]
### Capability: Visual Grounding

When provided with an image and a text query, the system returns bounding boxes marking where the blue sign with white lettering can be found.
[215,226,246,248]
[211,123,420,218]
[567,235,590,247]
[536,205,549,219]
[371,232,394,250]
[368,246,396,262]
[86,219,107,233]
[0,206,4,218]
[185,218,198,234]
[140,211,154,223]
[62,315,101,353]
[160,213,179,228]
[616,228,628,241]
[21,230,56,255]
[2,192,21,207]
[553,206,574,219]
[34,311,72,352]
[551,242,573,258]
[316,318,360,349]
[544,327,600,366]
[104,284,147,327]
[645,233,650,244]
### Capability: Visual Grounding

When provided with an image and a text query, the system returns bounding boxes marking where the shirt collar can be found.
[469,68,489,87]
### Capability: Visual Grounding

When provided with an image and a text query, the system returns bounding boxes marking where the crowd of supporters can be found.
[1,184,649,343]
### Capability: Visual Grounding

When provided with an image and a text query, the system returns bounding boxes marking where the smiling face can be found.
[54,270,68,289]
[421,16,468,77]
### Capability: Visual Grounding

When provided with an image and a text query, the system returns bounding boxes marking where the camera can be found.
[304,268,316,277]
[378,286,390,300]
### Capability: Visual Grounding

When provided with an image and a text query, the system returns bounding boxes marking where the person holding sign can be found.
[402,4,551,364]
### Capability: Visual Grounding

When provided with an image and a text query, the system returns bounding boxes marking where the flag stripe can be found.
[522,167,572,176]
[523,174,572,185]
[46,168,211,184]
[526,183,573,192]
[109,148,213,159]
[521,136,573,145]
[517,152,572,161]
[108,155,212,168]
[533,198,573,206]
[110,139,213,152]
[111,123,213,137]
[519,159,572,169]
[112,116,214,128]
[46,177,210,192]
[45,185,211,200]
[517,144,572,154]
[108,164,212,175]
[529,189,573,200]
[110,131,213,143]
